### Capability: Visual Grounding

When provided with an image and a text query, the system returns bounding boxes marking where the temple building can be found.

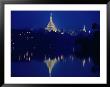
[45,13,57,32]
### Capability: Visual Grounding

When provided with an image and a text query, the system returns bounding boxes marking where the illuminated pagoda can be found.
[82,25,87,32]
[45,13,57,32]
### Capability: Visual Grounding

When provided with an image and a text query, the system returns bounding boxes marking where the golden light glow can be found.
[45,13,57,32]
[44,58,57,77]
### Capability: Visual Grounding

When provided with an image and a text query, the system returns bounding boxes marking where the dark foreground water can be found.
[11,57,99,77]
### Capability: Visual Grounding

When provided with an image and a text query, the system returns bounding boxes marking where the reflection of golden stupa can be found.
[44,58,57,77]
[45,13,57,32]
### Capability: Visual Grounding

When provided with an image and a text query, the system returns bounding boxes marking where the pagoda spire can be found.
[50,12,52,21]
[45,12,57,32]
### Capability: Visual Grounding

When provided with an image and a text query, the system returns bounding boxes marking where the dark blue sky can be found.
[11,11,100,31]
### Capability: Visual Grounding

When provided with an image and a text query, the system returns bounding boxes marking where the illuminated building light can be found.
[72,57,74,61]
[88,57,91,62]
[19,34,21,36]
[29,57,31,61]
[89,30,91,34]
[54,58,57,61]
[58,56,60,61]
[82,59,86,67]
[26,51,28,56]
[61,55,64,60]
[82,25,86,32]
[61,32,64,34]
[48,57,50,61]
[70,55,72,59]
[24,54,25,59]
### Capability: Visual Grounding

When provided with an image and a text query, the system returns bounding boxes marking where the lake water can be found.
[11,56,99,77]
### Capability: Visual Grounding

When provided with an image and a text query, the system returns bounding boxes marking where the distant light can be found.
[70,55,72,59]
[58,56,60,61]
[26,51,28,56]
[55,30,57,32]
[83,25,86,32]
[48,58,50,61]
[24,54,25,59]
[82,59,86,67]
[71,57,74,61]
[54,58,57,61]
[19,34,21,36]
[88,57,91,62]
[61,32,64,34]
[61,55,64,60]
[29,57,31,61]
[89,30,91,34]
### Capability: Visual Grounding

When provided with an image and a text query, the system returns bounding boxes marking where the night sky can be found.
[11,11,100,31]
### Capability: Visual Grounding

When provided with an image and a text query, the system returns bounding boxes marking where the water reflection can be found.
[42,55,94,76]
[12,53,100,77]
[88,57,91,63]
[82,59,86,67]
[44,55,65,76]
[44,58,57,77]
